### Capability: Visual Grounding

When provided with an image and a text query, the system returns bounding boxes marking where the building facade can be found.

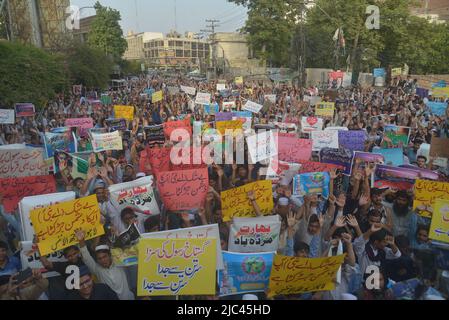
[72,15,96,44]
[123,31,163,61]
[411,0,449,23]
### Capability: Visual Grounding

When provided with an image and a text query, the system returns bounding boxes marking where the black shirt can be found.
[51,261,86,280]
[65,283,119,300]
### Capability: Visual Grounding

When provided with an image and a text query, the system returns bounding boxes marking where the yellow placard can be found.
[315,102,335,117]
[114,105,134,121]
[137,238,216,296]
[414,179,449,218]
[432,87,449,99]
[391,68,402,77]
[429,199,449,244]
[267,254,345,298]
[152,90,163,103]
[215,120,243,136]
[245,88,253,95]
[221,180,274,222]
[235,77,243,85]
[30,195,104,256]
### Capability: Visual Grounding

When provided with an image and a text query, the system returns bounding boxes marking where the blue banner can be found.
[373,68,386,78]
[426,101,447,117]
[218,251,274,297]
[376,148,404,167]
[293,172,330,198]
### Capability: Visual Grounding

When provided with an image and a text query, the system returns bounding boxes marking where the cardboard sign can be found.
[215,112,233,122]
[311,130,339,151]
[0,147,48,178]
[43,128,76,159]
[164,118,192,139]
[15,103,35,117]
[152,90,164,103]
[228,215,281,253]
[156,168,209,211]
[140,147,171,175]
[293,172,330,198]
[204,103,219,115]
[0,109,15,124]
[114,105,134,121]
[246,131,278,163]
[109,176,161,216]
[425,101,447,117]
[373,68,386,78]
[137,238,216,296]
[221,180,274,222]
[267,255,345,297]
[106,118,127,132]
[111,245,138,267]
[195,92,211,105]
[235,77,243,85]
[373,165,418,190]
[0,175,56,213]
[315,102,335,117]
[264,95,276,104]
[376,148,404,167]
[180,86,196,96]
[429,199,449,244]
[65,118,94,137]
[217,83,226,91]
[216,120,243,136]
[218,251,274,297]
[414,180,449,218]
[277,137,312,163]
[243,100,263,113]
[319,148,354,175]
[431,87,449,99]
[430,137,449,159]
[384,125,410,148]
[301,117,323,133]
[338,130,366,152]
[391,68,402,77]
[298,161,344,174]
[142,224,223,270]
[30,195,104,256]
[91,131,123,152]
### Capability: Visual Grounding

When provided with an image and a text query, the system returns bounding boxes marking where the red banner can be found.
[156,168,209,211]
[0,175,56,213]
[163,118,192,139]
[298,161,344,174]
[278,137,313,163]
[139,146,171,175]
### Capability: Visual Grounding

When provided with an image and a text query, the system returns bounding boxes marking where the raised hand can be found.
[370,223,383,233]
[328,194,336,206]
[75,229,85,242]
[385,235,395,246]
[287,211,296,229]
[247,190,256,201]
[335,216,346,228]
[329,168,338,180]
[341,232,353,244]
[359,193,370,207]
[346,215,359,227]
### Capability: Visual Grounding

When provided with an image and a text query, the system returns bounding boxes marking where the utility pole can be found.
[298,1,306,88]
[202,19,220,78]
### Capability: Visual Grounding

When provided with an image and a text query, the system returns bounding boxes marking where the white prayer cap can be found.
[242,294,258,301]
[341,293,358,300]
[278,197,289,206]
[95,245,110,252]
[136,172,146,178]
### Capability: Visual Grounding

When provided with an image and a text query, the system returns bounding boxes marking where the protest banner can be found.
[20,241,66,278]
[216,120,243,135]
[15,103,35,117]
[65,118,94,137]
[114,105,134,121]
[246,131,278,163]
[399,165,439,180]
[204,103,219,115]
[425,101,447,117]
[0,147,48,179]
[100,95,112,106]
[315,102,335,117]
[152,90,163,103]
[303,96,322,106]
[137,238,216,296]
[144,124,165,147]
[164,118,192,138]
[180,85,196,96]
[416,88,429,99]
[272,122,297,133]
[376,148,404,167]
[373,68,386,78]
[384,125,410,148]
[19,192,76,241]
[431,87,449,99]
[54,151,88,180]
[373,165,418,190]
[311,130,339,151]
[293,172,330,198]
[430,137,449,159]
[338,130,366,152]
[221,180,274,222]
[298,161,344,174]
[215,112,233,122]
[232,111,253,131]
[429,199,449,244]
[218,251,274,297]
[91,130,123,152]
[30,195,104,256]
[351,151,385,175]
[217,83,226,91]
[111,245,138,267]
[0,109,15,124]
[142,224,223,269]
[223,101,236,110]
[167,86,180,96]
[228,215,281,253]
[235,77,243,85]
[277,137,312,163]
[0,175,56,213]
[301,117,324,133]
[43,128,76,158]
[264,95,276,104]
[195,92,211,105]
[106,118,127,132]
[109,176,160,215]
[156,168,209,211]
[391,68,402,77]
[243,100,263,114]
[325,126,348,132]
[267,254,345,297]
[319,148,353,175]
[414,180,449,218]
[265,160,301,186]
[140,146,171,174]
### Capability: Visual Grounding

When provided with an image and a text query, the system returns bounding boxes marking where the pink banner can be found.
[278,136,313,163]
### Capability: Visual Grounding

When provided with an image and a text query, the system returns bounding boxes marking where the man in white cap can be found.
[74,229,134,300]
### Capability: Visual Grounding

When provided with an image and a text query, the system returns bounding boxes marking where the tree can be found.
[66,44,114,89]
[87,1,128,62]
[0,41,68,108]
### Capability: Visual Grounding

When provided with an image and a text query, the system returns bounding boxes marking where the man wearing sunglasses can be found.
[65,266,118,300]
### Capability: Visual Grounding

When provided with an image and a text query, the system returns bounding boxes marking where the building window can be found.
[205,44,210,51]
[198,43,204,50]
[184,50,191,57]
[192,42,197,50]
[168,41,174,47]
[192,50,198,57]
[176,50,183,57]
[205,51,210,58]
[198,51,204,58]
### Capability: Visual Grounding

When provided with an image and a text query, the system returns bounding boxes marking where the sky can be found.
[70,0,248,36]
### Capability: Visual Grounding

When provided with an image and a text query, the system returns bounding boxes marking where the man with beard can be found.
[391,190,415,237]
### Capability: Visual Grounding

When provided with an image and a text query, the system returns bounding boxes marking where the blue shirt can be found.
[0,256,21,277]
